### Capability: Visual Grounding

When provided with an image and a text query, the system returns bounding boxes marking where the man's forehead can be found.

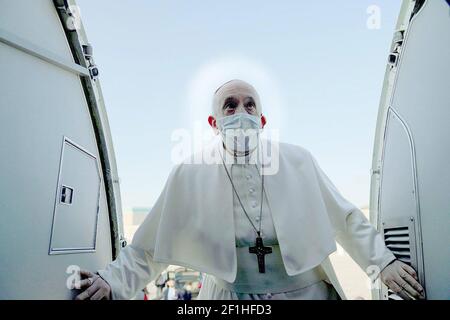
[212,80,262,115]
[215,81,258,101]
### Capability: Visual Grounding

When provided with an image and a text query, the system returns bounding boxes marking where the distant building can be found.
[131,207,151,225]
[330,205,372,300]
[123,207,151,242]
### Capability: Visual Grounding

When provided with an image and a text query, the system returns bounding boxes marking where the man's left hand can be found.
[380,260,425,300]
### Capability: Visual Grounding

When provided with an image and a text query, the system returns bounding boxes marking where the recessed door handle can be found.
[60,185,74,205]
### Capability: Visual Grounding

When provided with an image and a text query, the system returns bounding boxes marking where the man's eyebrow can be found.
[222,97,238,108]
[244,97,255,104]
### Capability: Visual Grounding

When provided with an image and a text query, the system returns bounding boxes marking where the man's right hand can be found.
[73,270,112,300]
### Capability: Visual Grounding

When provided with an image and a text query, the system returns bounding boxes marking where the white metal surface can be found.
[370,0,450,300]
[0,0,123,299]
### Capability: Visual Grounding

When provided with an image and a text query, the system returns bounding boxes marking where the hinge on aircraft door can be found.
[82,44,99,81]
[388,30,405,68]
[54,0,81,32]
[119,236,128,249]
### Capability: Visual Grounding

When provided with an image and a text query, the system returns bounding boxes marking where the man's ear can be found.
[208,115,217,129]
[208,116,220,135]
[261,114,267,128]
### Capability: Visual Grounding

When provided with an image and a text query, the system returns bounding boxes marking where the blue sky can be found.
[76,0,402,211]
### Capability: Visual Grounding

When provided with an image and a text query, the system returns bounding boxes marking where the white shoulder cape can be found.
[131,139,362,287]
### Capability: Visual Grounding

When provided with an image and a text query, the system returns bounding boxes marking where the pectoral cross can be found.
[249,235,272,273]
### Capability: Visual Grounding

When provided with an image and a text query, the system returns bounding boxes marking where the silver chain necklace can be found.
[219,143,273,273]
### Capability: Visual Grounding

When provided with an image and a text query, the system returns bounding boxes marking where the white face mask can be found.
[216,113,262,155]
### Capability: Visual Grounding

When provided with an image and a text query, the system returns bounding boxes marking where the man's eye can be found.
[225,103,236,109]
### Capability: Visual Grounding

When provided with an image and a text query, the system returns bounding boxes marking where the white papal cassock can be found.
[97,139,396,299]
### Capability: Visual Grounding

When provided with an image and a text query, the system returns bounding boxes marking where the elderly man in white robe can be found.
[74,79,425,300]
